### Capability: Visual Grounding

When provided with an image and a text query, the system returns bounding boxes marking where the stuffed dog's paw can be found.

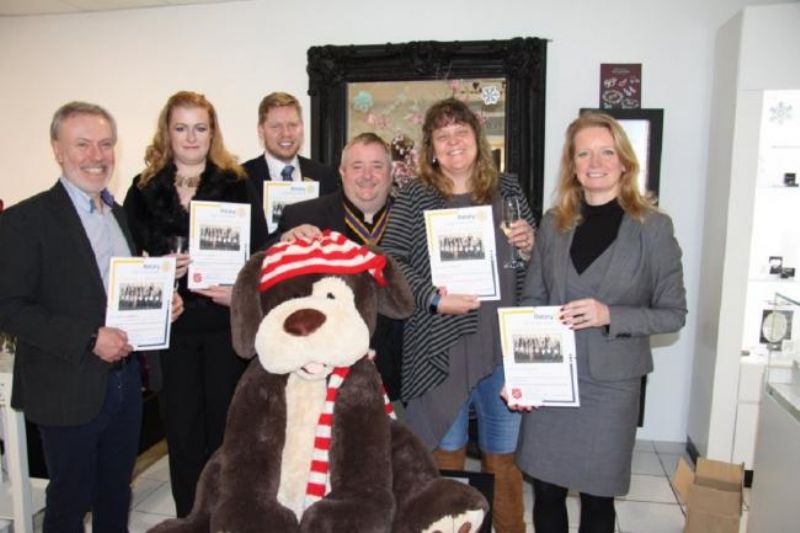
[422,508,485,533]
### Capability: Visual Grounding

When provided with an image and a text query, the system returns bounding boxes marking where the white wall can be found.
[0,0,789,441]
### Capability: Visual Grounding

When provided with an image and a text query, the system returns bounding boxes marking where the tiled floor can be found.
[25,439,751,532]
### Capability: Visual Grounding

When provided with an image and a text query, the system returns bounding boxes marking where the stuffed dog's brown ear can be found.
[376,253,415,320]
[230,251,266,359]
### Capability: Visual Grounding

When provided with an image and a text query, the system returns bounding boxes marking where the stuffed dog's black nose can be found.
[284,308,327,336]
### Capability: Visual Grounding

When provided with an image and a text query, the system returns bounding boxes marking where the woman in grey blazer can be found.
[514,112,687,532]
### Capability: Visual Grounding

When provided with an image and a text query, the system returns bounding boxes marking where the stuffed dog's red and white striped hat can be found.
[260,230,387,292]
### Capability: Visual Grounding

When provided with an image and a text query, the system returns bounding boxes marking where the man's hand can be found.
[281,224,322,242]
[191,285,233,307]
[93,327,133,363]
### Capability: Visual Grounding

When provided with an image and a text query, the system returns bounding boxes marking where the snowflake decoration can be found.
[769,101,793,125]
[481,85,501,106]
[352,91,373,113]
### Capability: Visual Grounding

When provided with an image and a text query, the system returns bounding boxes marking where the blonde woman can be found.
[123,91,267,516]
[513,112,686,532]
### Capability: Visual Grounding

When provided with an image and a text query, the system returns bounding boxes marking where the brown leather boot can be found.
[482,452,525,533]
[432,447,467,470]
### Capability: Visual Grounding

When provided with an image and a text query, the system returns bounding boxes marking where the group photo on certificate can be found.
[425,204,501,300]
[105,257,177,350]
[263,180,319,234]
[498,306,579,408]
[187,200,252,289]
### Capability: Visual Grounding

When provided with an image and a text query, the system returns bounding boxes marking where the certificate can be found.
[424,205,500,300]
[498,306,580,407]
[187,201,251,289]
[263,181,320,234]
[105,257,176,351]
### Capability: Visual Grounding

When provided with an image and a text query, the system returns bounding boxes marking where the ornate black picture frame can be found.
[307,38,548,218]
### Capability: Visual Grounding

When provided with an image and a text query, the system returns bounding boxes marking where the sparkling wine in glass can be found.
[502,197,524,269]
[169,235,188,288]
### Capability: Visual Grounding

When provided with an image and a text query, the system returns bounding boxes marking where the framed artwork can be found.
[580,108,663,200]
[307,38,548,218]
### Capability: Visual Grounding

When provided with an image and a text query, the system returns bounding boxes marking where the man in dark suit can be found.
[0,102,181,532]
[242,92,339,205]
[276,132,403,398]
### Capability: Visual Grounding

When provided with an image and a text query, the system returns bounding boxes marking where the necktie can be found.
[281,165,295,182]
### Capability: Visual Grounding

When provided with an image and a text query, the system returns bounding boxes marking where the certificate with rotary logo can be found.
[105,256,176,350]
[424,205,500,301]
[187,201,251,289]
[498,306,580,408]
[263,181,319,234]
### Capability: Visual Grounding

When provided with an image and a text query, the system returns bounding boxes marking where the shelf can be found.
[747,276,799,284]
[755,184,800,190]
[768,382,800,423]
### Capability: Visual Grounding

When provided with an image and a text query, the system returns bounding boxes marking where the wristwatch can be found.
[87,332,98,353]
[429,293,441,315]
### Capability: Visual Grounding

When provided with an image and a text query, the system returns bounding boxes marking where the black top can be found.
[570,199,624,274]
[123,163,268,331]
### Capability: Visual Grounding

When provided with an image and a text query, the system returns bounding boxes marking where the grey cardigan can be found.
[381,174,535,400]
[522,208,687,380]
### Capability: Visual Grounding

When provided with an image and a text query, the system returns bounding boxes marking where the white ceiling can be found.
[0,0,244,17]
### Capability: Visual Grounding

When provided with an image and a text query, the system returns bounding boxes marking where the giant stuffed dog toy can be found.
[150,231,488,532]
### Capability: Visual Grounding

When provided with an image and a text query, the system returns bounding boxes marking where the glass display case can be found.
[763,292,800,416]
[749,292,800,533]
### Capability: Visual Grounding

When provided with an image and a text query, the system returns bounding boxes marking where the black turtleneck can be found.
[570,199,624,274]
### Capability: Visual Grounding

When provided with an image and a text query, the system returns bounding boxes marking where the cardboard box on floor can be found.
[672,457,744,533]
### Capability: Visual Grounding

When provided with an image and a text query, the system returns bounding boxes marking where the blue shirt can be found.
[59,177,132,293]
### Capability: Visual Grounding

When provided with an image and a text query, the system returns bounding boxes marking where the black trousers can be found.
[532,477,616,533]
[160,327,248,517]
[39,360,142,533]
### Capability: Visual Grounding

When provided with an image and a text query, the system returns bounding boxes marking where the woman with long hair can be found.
[513,112,686,532]
[123,91,267,516]
[382,98,536,532]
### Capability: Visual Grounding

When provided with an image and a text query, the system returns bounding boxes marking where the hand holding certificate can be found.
[498,306,580,408]
[187,200,251,289]
[105,257,177,350]
[424,205,500,300]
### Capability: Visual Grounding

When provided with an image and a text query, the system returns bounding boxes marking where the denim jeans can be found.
[438,364,520,454]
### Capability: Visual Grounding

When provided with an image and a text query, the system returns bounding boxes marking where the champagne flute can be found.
[169,235,188,288]
[502,197,524,269]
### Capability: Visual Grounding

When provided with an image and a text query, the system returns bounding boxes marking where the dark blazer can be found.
[521,209,687,380]
[277,190,347,236]
[242,154,339,201]
[0,181,136,426]
[276,191,404,400]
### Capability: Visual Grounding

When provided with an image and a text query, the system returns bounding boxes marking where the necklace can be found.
[174,174,200,188]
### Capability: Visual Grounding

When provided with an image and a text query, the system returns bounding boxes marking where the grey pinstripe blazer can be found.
[521,208,687,380]
[381,174,536,400]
